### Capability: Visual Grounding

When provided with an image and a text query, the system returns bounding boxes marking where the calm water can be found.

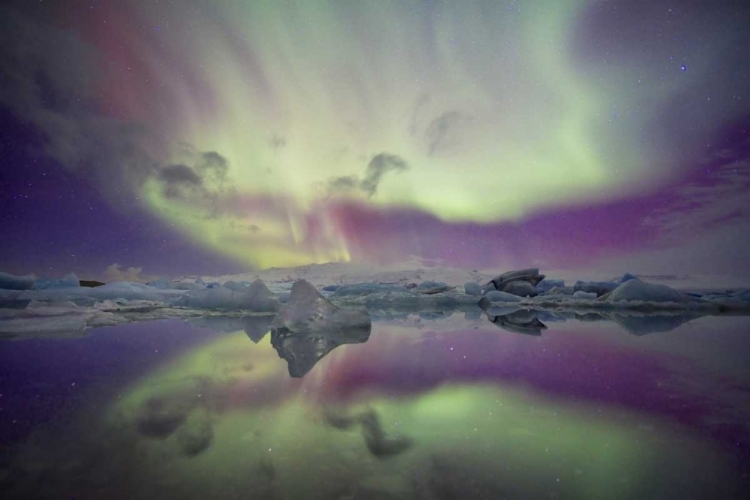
[1,312,750,499]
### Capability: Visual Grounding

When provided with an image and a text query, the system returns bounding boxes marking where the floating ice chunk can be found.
[573,280,618,296]
[464,282,482,296]
[270,280,370,376]
[168,278,206,290]
[273,280,370,332]
[0,301,122,339]
[488,268,545,288]
[332,283,409,296]
[0,313,87,338]
[485,269,543,297]
[573,291,597,300]
[606,279,690,303]
[416,281,450,294]
[16,281,183,303]
[0,271,35,290]
[543,286,574,296]
[175,279,279,311]
[93,282,179,300]
[221,280,248,291]
[478,290,524,310]
[32,273,80,290]
[501,281,538,297]
[536,279,564,293]
[147,278,170,290]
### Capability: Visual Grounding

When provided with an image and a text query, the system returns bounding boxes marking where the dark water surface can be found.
[1,313,750,499]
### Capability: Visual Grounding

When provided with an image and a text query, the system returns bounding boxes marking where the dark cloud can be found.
[198,151,229,176]
[409,97,471,155]
[426,111,466,156]
[155,149,236,222]
[328,175,359,191]
[159,164,203,199]
[361,154,409,196]
[327,154,408,198]
[160,164,203,186]
[269,134,287,150]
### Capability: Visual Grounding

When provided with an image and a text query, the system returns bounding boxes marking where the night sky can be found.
[1,0,749,281]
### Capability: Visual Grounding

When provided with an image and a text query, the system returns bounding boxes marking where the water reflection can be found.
[484,307,547,336]
[2,314,750,499]
[323,407,414,458]
[481,306,710,337]
[192,311,374,377]
[190,314,275,343]
[271,324,370,377]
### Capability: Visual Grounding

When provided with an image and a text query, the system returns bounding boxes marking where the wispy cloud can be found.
[642,142,750,240]
[328,153,409,198]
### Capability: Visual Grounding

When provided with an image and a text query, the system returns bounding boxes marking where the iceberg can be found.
[500,281,538,297]
[270,280,371,376]
[17,281,184,304]
[32,273,80,290]
[479,290,523,305]
[464,282,482,296]
[573,280,619,296]
[615,272,639,284]
[605,279,690,303]
[175,280,279,312]
[536,278,565,293]
[0,301,122,339]
[484,268,544,297]
[416,281,451,294]
[0,271,35,290]
[332,283,409,296]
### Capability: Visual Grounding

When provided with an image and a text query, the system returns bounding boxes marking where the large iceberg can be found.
[270,279,371,376]
[484,268,544,297]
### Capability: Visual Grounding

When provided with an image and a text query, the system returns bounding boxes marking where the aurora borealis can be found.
[1,0,749,278]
